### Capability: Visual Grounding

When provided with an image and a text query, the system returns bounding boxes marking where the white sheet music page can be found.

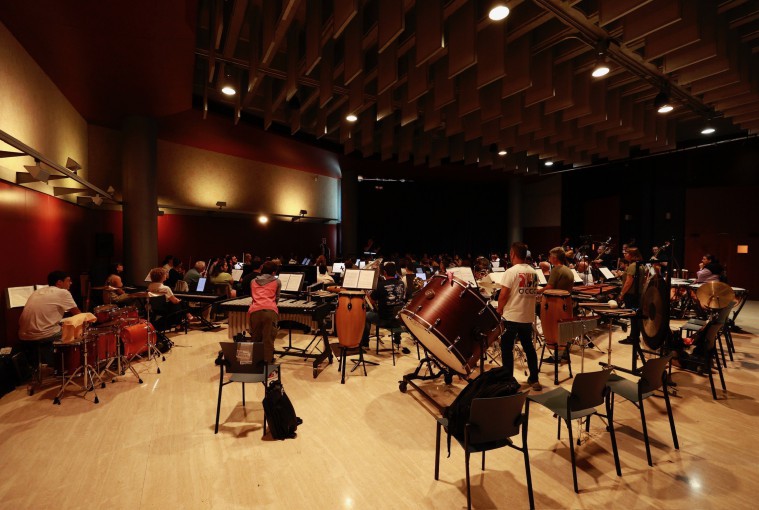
[534,269,548,286]
[6,286,35,309]
[571,269,583,283]
[599,267,615,279]
[279,273,303,292]
[488,272,506,286]
[342,269,360,289]
[447,267,477,286]
[357,270,376,289]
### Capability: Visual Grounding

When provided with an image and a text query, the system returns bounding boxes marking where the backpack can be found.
[262,380,302,440]
[442,368,520,455]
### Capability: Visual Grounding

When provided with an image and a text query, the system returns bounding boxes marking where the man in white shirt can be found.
[496,242,542,391]
[19,271,81,342]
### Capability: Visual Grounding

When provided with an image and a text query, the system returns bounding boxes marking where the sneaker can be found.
[530,380,542,391]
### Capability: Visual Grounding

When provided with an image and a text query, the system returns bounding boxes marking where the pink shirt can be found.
[248,279,279,314]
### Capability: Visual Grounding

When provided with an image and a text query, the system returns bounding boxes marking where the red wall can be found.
[684,186,759,292]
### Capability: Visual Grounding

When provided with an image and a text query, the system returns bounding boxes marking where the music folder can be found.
[571,269,584,284]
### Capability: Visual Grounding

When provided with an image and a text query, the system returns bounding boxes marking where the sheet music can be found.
[342,269,376,290]
[357,270,376,289]
[236,342,254,365]
[488,272,506,285]
[342,269,360,289]
[231,269,243,282]
[447,267,477,286]
[571,269,583,283]
[35,284,49,290]
[599,267,615,280]
[279,273,304,293]
[6,286,35,309]
[535,269,548,286]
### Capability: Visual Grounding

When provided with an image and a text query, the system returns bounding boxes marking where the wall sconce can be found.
[216,201,227,209]
[91,195,104,206]
[737,245,748,254]
[65,157,82,174]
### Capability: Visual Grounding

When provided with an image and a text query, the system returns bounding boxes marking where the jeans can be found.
[500,320,539,382]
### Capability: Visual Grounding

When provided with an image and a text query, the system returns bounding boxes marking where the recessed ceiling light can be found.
[221,86,236,96]
[701,127,716,135]
[258,214,269,224]
[488,4,510,21]
[346,114,358,122]
[544,161,553,167]
[498,150,508,156]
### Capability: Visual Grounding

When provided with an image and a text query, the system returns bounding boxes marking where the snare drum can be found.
[335,291,367,348]
[399,274,504,376]
[120,320,155,358]
[540,289,573,344]
[54,338,97,376]
[93,304,119,324]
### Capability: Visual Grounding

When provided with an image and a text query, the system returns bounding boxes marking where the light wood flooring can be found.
[1,302,758,509]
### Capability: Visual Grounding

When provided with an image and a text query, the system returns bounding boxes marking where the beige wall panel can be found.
[0,21,88,196]
[156,141,340,220]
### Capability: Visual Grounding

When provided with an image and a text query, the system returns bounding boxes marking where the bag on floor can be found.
[262,380,302,440]
[443,367,520,454]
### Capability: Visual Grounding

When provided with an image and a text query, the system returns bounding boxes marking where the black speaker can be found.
[95,233,114,258]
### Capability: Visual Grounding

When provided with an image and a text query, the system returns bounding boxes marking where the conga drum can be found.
[540,289,573,345]
[335,291,367,348]
[399,274,504,376]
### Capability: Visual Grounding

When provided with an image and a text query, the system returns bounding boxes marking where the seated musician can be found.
[362,262,408,353]
[247,261,281,363]
[696,254,725,283]
[209,260,236,297]
[166,257,185,290]
[537,247,574,294]
[576,260,595,285]
[104,263,133,305]
[315,255,335,285]
[239,260,263,296]
[19,270,82,365]
[183,260,206,290]
[148,268,183,306]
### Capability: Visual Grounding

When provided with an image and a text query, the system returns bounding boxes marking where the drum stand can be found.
[53,339,105,405]
[106,332,143,384]
[399,348,454,412]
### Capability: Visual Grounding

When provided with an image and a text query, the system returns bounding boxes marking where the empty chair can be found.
[607,355,679,466]
[435,393,534,510]
[528,369,621,493]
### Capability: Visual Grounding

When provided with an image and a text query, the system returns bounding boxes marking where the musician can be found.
[316,262,335,285]
[538,261,551,277]
[319,237,331,262]
[166,257,185,289]
[19,271,81,343]
[538,247,574,294]
[209,260,234,287]
[576,260,595,285]
[618,247,645,345]
[183,261,206,289]
[496,242,541,391]
[148,268,182,305]
[247,261,281,363]
[362,262,408,352]
[239,260,262,296]
[696,254,725,283]
[103,263,132,305]
[161,255,174,273]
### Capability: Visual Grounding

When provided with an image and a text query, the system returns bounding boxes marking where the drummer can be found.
[537,247,574,294]
[103,263,134,305]
[496,242,542,391]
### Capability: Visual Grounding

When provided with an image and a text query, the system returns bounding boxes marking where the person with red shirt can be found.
[247,261,281,363]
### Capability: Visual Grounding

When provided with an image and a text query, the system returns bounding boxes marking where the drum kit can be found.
[52,307,155,404]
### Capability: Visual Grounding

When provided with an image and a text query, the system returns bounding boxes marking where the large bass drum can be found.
[399,274,504,376]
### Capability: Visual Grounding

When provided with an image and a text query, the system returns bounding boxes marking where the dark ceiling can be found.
[193,0,759,173]
[3,1,759,176]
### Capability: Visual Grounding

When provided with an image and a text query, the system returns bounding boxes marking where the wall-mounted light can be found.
[24,159,51,183]
[488,3,510,21]
[737,245,748,254]
[91,195,104,206]
[65,157,81,174]
[216,201,227,209]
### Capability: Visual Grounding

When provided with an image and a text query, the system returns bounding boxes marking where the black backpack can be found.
[262,380,302,440]
[442,368,520,455]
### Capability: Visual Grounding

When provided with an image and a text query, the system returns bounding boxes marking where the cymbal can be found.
[696,282,735,310]
[91,285,118,291]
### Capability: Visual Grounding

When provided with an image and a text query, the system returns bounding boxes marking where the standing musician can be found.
[496,242,541,391]
[247,261,281,363]
[537,247,574,294]
[362,262,408,353]
[618,247,645,345]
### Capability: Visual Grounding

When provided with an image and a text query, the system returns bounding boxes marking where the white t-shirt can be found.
[502,263,538,323]
[18,286,78,340]
[148,282,175,300]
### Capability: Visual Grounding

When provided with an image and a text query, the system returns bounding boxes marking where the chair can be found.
[680,302,735,366]
[214,341,280,435]
[677,321,726,400]
[528,369,621,493]
[435,393,534,510]
[607,355,679,466]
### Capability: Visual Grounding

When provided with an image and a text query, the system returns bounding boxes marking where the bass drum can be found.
[641,275,670,350]
[399,274,503,377]
[335,291,367,348]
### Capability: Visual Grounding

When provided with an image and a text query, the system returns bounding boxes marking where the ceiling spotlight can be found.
[221,66,236,96]
[346,114,358,122]
[544,161,554,167]
[654,91,673,114]
[498,150,508,156]
[221,85,236,96]
[91,195,104,206]
[216,201,227,209]
[24,159,51,183]
[591,40,610,78]
[488,3,510,21]
[258,214,269,224]
[701,126,716,135]
[357,175,364,182]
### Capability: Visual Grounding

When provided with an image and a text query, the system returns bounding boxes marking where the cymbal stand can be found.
[53,326,106,405]
[143,300,165,372]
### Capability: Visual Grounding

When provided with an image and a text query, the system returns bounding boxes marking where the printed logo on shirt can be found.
[517,272,537,295]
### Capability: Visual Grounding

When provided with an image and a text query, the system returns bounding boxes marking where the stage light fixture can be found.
[258,214,269,224]
[24,159,50,183]
[654,91,673,114]
[346,114,358,122]
[65,157,82,173]
[701,126,716,135]
[299,209,307,216]
[544,161,554,167]
[216,201,227,209]
[591,40,610,78]
[221,67,236,96]
[91,195,103,206]
[488,3,510,21]
[498,150,508,156]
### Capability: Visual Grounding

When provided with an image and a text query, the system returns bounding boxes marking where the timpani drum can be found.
[399,274,504,376]
[540,289,573,345]
[335,291,367,348]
